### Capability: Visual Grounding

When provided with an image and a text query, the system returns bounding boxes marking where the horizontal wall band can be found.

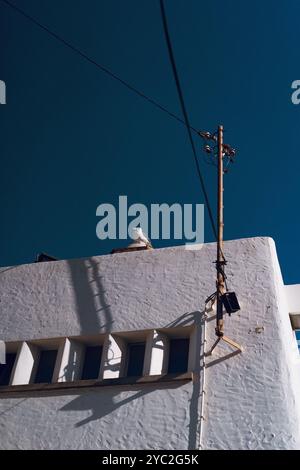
[0,372,193,395]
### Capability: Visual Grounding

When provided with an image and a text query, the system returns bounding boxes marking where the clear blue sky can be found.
[0,0,299,284]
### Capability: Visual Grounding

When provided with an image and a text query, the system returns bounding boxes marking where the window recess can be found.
[126,342,146,377]
[81,345,103,380]
[0,352,17,386]
[167,338,190,374]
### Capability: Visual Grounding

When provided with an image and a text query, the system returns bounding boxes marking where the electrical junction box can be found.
[221,292,240,315]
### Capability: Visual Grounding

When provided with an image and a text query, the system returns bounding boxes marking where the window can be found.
[0,327,193,392]
[126,342,146,377]
[34,349,58,384]
[167,338,189,374]
[295,330,300,353]
[81,345,102,380]
[0,353,17,386]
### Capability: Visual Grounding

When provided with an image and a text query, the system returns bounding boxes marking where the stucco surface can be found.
[0,384,193,450]
[202,238,300,449]
[0,237,300,449]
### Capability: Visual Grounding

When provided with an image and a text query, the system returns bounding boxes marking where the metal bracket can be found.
[206,335,243,356]
[222,335,243,352]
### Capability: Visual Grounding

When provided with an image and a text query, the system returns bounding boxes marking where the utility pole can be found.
[200,125,242,353]
[216,125,225,338]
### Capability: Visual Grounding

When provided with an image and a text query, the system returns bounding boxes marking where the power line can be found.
[0,0,199,134]
[159,0,218,240]
[2,0,218,240]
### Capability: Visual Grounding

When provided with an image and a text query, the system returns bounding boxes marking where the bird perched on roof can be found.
[131,227,153,249]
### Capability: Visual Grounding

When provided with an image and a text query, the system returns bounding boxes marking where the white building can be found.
[0,236,300,450]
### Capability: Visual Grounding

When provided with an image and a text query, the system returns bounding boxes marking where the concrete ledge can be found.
[0,372,192,395]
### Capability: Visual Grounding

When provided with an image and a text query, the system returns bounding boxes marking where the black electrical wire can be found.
[2,0,219,243]
[0,0,200,135]
[159,0,218,240]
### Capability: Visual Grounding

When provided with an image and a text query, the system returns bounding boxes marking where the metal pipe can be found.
[198,309,207,449]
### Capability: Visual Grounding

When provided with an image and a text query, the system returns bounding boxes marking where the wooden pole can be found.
[216,125,225,337]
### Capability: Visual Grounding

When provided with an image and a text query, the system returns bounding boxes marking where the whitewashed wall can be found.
[0,237,299,449]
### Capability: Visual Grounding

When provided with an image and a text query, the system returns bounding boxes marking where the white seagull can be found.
[131,227,153,249]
